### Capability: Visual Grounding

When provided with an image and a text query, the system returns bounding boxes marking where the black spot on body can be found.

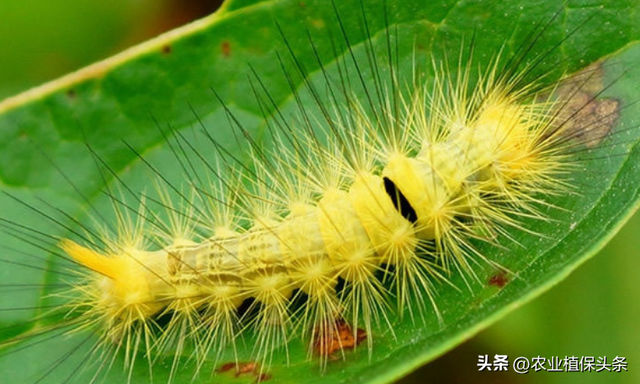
[383,177,418,224]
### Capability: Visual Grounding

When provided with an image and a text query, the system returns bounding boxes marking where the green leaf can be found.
[1,0,640,383]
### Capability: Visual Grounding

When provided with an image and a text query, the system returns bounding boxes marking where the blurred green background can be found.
[1,1,637,383]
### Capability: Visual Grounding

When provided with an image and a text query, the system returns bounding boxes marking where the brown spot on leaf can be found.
[162,44,172,55]
[221,41,231,57]
[488,271,509,288]
[314,318,366,356]
[235,362,257,376]
[66,89,76,99]
[217,362,236,373]
[255,373,272,383]
[552,62,620,148]
[217,361,271,382]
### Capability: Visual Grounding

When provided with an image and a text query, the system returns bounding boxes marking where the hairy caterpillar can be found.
[1,1,640,384]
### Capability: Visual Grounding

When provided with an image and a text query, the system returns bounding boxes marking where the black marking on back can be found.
[383,177,418,224]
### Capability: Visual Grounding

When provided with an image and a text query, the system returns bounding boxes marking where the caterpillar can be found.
[1,1,639,384]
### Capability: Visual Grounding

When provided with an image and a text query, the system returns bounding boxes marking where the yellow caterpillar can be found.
[60,64,565,371]
[0,1,638,384]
